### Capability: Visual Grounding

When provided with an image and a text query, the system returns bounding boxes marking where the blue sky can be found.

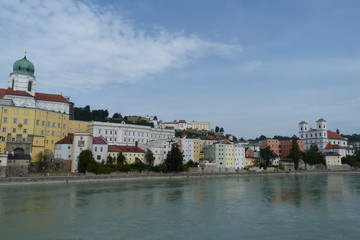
[0,0,359,139]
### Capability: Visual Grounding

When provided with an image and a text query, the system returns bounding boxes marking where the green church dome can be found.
[12,56,35,76]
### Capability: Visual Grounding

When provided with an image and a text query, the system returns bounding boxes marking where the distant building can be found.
[162,120,211,131]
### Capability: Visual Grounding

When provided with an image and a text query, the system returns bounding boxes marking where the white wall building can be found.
[89,121,175,147]
[146,139,177,165]
[299,119,349,151]
[92,136,108,163]
[234,143,246,170]
[179,137,194,163]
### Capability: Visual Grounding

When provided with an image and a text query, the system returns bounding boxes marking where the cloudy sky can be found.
[0,0,359,139]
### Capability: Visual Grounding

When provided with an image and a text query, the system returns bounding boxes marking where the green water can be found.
[1,174,360,240]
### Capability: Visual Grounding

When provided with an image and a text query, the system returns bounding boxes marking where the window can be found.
[52,122,55,127]
[11,138,15,142]
[47,122,50,127]
[97,155,101,160]
[24,119,28,124]
[42,121,45,126]
[3,117,7,123]
[28,81,32,91]
[2,127,6,132]
[36,120,39,125]
[23,129,27,134]
[3,108,7,113]
[68,146,71,149]
[95,147,98,152]
[12,128,16,133]
[13,118,17,123]
[100,147,103,152]
[58,123,60,128]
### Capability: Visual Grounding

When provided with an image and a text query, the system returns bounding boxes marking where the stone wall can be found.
[0,166,29,177]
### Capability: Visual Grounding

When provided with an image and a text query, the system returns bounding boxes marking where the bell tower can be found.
[8,55,36,96]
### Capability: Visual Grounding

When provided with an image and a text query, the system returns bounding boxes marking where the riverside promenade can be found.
[1,170,359,185]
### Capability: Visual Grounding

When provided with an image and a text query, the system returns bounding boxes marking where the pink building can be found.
[259,139,305,158]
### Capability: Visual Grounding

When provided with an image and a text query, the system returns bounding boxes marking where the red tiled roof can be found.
[93,136,107,145]
[179,120,186,123]
[35,92,68,103]
[325,143,342,149]
[327,130,345,140]
[0,88,68,103]
[220,139,232,144]
[55,134,73,144]
[108,145,145,153]
[0,88,32,97]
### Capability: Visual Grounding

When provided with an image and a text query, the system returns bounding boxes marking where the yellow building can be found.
[193,138,201,163]
[108,145,145,164]
[0,106,89,162]
[225,144,235,169]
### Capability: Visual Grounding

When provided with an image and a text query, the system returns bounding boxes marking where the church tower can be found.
[8,55,36,96]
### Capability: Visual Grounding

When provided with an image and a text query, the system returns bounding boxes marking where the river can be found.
[1,173,359,240]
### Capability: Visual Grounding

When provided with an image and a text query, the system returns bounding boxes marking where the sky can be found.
[0,0,359,139]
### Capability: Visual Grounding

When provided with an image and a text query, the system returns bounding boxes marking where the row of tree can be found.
[77,143,190,174]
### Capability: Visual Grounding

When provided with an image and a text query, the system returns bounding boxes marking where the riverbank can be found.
[1,170,360,186]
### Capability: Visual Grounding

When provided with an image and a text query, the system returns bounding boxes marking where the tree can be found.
[289,137,303,170]
[35,151,44,162]
[164,143,184,171]
[112,112,122,119]
[215,126,219,133]
[220,127,224,133]
[303,144,325,166]
[78,150,94,173]
[342,149,360,168]
[145,149,155,166]
[260,146,277,168]
[117,152,126,165]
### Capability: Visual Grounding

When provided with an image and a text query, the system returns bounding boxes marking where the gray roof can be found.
[316,118,327,122]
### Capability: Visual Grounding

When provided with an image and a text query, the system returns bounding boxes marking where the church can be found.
[0,55,88,168]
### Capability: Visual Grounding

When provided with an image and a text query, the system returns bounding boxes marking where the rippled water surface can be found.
[1,174,360,240]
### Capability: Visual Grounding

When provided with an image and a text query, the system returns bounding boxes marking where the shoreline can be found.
[1,170,360,186]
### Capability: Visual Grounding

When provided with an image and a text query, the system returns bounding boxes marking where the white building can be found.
[92,136,108,163]
[299,119,349,150]
[178,137,195,163]
[146,139,177,165]
[234,143,246,170]
[162,120,211,131]
[55,135,73,160]
[89,121,175,147]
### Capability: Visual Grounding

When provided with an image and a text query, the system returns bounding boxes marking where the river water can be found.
[1,173,360,240]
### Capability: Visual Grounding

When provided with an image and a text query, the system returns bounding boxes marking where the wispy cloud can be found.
[0,0,241,90]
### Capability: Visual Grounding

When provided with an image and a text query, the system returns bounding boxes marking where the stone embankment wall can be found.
[0,166,28,177]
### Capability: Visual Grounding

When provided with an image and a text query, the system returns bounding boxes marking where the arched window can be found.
[11,79,14,89]
[28,81,32,92]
